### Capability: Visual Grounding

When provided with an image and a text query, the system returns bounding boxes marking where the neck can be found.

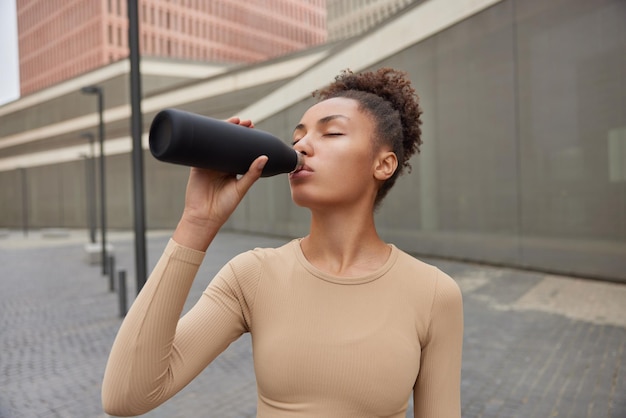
[301,204,390,277]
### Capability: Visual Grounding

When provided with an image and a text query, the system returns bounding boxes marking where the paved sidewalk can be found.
[0,229,624,418]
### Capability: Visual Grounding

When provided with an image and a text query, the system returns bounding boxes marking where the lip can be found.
[289,164,313,180]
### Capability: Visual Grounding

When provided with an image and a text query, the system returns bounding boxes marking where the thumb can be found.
[236,155,268,194]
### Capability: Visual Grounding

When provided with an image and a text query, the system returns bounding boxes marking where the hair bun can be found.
[314,68,422,169]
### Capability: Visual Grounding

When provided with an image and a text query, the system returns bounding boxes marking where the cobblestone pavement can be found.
[0,229,624,418]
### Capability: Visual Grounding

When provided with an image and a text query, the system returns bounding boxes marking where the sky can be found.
[0,0,20,106]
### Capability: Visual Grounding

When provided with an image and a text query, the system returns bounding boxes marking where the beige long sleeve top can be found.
[102,239,463,417]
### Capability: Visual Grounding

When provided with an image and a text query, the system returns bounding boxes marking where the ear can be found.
[374,151,398,181]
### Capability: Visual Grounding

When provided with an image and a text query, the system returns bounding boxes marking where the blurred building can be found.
[2,0,625,282]
[16,0,326,95]
[327,0,415,40]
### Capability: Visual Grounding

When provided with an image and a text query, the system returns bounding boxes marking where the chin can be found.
[290,184,357,209]
[290,191,314,208]
[290,193,346,211]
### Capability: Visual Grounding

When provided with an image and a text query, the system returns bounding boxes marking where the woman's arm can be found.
[101,240,208,416]
[413,270,464,418]
[101,239,260,416]
[101,118,268,416]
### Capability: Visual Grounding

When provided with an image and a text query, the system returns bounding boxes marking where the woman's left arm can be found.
[413,270,464,418]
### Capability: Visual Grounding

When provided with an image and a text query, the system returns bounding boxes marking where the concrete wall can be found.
[234,0,626,281]
[1,0,625,282]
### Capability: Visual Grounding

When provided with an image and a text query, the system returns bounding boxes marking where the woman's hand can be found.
[173,117,268,251]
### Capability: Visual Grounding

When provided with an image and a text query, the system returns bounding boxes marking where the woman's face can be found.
[289,97,393,210]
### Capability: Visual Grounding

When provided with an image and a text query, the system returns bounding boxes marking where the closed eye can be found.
[292,132,343,145]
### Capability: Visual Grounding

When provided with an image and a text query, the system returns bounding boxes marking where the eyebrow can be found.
[293,114,350,133]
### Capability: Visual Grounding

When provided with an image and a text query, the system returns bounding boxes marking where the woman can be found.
[102,68,463,417]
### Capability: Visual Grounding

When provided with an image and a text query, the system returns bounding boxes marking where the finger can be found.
[236,155,268,194]
[226,117,253,128]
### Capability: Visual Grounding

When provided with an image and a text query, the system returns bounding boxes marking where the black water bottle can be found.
[149,108,303,177]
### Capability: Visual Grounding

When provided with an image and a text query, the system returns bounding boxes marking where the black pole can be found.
[89,137,97,243]
[81,133,97,244]
[108,255,116,292]
[81,154,92,241]
[118,270,127,317]
[128,0,148,293]
[81,86,107,275]
[20,167,28,237]
[97,89,108,276]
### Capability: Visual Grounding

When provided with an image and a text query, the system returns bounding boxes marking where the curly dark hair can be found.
[313,68,423,207]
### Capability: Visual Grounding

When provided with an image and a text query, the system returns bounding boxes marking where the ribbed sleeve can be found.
[101,239,255,417]
[413,269,464,418]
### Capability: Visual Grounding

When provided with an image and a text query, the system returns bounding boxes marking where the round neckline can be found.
[291,239,398,285]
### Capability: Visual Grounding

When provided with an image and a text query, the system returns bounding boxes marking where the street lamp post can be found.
[80,132,97,244]
[81,86,107,275]
[128,0,148,293]
[20,167,28,237]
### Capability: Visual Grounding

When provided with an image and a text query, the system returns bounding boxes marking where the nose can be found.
[293,135,312,156]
